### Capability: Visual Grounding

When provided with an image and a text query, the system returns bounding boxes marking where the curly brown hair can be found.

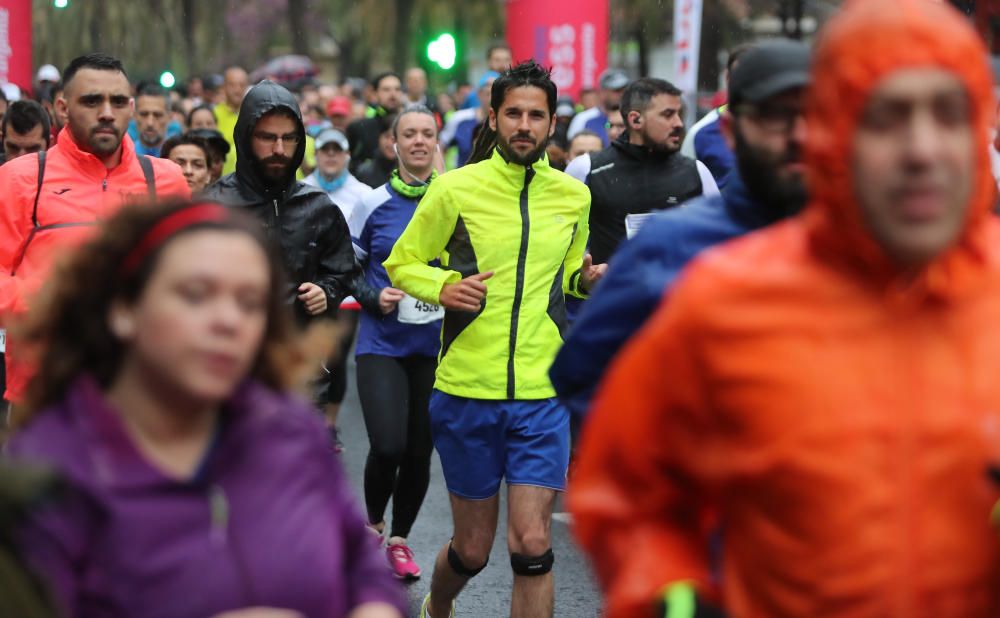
[12,199,307,426]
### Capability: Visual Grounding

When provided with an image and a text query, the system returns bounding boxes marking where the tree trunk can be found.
[288,0,311,56]
[182,0,198,76]
[635,22,649,79]
[393,0,417,72]
[698,0,722,94]
[88,1,106,52]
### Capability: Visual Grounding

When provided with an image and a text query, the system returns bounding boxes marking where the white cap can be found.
[1,83,21,101]
[36,64,60,83]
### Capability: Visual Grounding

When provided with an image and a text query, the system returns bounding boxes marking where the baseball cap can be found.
[556,96,575,118]
[36,64,60,83]
[728,39,811,107]
[599,68,629,91]
[326,96,351,117]
[0,83,21,102]
[315,128,349,151]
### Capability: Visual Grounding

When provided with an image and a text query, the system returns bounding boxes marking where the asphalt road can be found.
[335,356,605,617]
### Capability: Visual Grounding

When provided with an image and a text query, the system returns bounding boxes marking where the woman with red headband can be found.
[4,200,405,618]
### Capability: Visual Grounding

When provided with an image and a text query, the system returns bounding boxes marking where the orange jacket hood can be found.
[805,0,996,297]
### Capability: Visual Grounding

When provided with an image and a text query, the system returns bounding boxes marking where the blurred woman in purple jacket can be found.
[4,200,405,618]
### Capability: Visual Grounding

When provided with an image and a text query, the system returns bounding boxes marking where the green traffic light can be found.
[54,0,69,7]
[159,71,176,89]
[427,33,457,71]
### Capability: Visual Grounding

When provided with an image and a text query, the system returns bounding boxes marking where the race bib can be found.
[0,328,6,354]
[625,212,654,239]
[397,293,444,325]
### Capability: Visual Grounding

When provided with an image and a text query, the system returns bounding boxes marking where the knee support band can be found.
[510,548,554,576]
[447,541,487,578]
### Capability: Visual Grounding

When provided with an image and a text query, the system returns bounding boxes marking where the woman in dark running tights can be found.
[348,106,442,580]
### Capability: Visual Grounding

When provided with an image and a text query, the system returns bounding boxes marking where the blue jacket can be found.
[681,108,736,189]
[549,171,781,416]
[349,182,441,358]
[567,107,610,146]
[693,115,735,188]
[440,108,480,168]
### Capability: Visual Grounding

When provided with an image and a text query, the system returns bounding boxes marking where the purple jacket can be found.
[6,376,405,618]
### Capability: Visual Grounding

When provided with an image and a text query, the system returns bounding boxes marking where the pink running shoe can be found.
[386,542,421,580]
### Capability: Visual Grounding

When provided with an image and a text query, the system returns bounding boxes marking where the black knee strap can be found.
[447,541,487,578]
[510,548,554,576]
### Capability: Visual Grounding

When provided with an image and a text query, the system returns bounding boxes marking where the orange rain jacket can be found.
[569,1,1000,616]
[0,131,189,401]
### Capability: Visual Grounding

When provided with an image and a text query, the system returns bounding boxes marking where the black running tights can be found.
[356,354,436,539]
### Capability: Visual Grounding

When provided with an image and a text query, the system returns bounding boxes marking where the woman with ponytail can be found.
[347,105,443,580]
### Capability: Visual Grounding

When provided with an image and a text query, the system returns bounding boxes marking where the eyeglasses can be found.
[733,103,803,133]
[252,131,300,147]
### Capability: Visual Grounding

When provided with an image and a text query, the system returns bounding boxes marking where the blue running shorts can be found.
[428,390,571,500]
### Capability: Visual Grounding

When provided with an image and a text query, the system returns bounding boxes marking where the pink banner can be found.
[506,0,609,101]
[0,0,32,91]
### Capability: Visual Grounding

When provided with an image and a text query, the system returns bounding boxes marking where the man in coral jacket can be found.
[0,53,189,403]
[570,1,1000,617]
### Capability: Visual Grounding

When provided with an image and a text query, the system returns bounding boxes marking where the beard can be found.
[497,130,548,167]
[733,129,808,216]
[140,129,164,147]
[642,125,684,154]
[84,123,123,156]
[254,154,294,186]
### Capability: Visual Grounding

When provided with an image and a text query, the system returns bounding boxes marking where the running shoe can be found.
[386,542,421,579]
[419,593,455,617]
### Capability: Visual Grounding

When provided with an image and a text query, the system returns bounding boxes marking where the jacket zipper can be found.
[209,484,229,547]
[507,166,534,399]
[208,484,256,606]
[273,198,279,218]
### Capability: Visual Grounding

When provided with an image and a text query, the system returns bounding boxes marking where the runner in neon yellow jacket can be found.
[383,147,591,401]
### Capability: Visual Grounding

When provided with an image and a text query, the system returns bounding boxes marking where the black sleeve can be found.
[313,197,362,311]
[346,120,366,174]
[349,271,383,316]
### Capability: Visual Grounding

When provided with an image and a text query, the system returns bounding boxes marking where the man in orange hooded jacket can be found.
[0,53,189,403]
[570,1,1000,616]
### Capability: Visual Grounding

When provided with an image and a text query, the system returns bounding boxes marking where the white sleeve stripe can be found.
[564,153,592,184]
[695,160,720,198]
[348,185,391,239]
[567,107,601,140]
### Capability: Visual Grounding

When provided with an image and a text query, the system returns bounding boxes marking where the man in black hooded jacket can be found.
[203,80,360,325]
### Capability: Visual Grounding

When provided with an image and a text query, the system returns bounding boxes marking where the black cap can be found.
[188,128,231,155]
[729,39,811,107]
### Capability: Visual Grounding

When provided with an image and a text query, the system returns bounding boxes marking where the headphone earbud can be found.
[110,312,134,339]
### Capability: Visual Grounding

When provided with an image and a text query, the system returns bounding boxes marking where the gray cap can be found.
[729,39,811,106]
[315,128,349,151]
[599,68,629,90]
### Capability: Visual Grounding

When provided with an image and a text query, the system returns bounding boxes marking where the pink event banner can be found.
[0,0,32,91]
[506,0,609,101]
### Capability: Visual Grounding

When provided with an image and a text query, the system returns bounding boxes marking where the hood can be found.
[233,80,307,197]
[804,0,996,298]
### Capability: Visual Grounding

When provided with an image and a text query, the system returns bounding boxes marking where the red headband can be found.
[120,203,230,276]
